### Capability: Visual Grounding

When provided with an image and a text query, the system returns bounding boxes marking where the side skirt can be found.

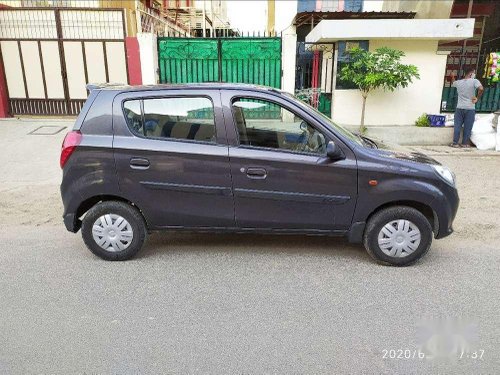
[149,226,348,237]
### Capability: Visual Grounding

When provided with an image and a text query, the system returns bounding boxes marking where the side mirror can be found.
[326,141,344,161]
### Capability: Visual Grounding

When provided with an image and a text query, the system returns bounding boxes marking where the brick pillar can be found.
[125,37,142,85]
[0,50,9,118]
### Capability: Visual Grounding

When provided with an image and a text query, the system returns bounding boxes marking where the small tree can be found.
[339,47,420,133]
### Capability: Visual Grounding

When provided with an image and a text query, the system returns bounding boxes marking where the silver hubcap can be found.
[377,219,421,258]
[92,214,133,252]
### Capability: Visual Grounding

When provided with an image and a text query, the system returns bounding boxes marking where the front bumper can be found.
[434,183,459,239]
[63,213,81,233]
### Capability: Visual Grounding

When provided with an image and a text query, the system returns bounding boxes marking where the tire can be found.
[81,201,147,261]
[363,206,433,266]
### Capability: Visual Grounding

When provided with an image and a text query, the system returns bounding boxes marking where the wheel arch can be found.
[365,200,438,236]
[75,194,149,230]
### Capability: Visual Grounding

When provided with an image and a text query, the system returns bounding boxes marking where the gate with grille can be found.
[295,42,334,117]
[441,48,500,113]
[158,37,282,88]
[0,8,128,116]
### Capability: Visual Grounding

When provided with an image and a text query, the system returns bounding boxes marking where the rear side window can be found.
[122,97,216,143]
[123,100,143,134]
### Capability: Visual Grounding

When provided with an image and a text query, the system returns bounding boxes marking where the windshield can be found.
[283,92,363,146]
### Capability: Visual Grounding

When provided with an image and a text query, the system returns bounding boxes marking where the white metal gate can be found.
[0,8,129,115]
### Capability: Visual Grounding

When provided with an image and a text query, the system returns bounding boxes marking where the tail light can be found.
[60,130,82,168]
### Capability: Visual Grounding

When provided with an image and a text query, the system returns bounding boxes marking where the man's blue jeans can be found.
[453,108,475,144]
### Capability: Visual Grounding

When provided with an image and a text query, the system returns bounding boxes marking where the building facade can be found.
[282,0,497,127]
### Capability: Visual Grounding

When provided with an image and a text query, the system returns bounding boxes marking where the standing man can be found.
[450,68,484,148]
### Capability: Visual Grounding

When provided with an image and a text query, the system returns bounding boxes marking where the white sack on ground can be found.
[445,114,454,127]
[496,122,500,152]
[471,114,496,150]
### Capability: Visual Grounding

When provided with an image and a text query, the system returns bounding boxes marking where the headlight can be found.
[432,165,456,186]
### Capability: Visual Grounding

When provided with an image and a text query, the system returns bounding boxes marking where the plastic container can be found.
[427,114,446,127]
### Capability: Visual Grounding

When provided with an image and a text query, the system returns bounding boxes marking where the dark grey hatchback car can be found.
[60,83,459,265]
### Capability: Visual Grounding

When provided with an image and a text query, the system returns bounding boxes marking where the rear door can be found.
[221,90,357,232]
[112,89,235,229]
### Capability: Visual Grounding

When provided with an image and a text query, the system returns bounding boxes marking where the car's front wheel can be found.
[363,206,433,266]
[81,201,146,261]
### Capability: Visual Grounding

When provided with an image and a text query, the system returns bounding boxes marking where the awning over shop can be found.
[294,11,416,28]
[306,18,475,43]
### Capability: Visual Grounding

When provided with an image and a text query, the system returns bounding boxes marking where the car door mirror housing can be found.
[326,141,344,161]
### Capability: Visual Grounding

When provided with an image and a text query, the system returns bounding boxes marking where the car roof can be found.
[86,82,284,95]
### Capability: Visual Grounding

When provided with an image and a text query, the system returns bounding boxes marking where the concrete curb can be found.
[410,146,500,157]
[345,125,455,146]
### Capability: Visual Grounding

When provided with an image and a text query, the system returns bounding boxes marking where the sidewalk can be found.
[0,118,73,187]
[410,145,500,157]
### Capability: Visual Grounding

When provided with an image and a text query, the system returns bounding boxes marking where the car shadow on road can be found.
[139,231,370,263]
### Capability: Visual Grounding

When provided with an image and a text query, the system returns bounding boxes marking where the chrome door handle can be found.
[130,157,150,170]
[245,167,267,179]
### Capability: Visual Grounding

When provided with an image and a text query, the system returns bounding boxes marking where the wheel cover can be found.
[92,214,134,252]
[377,219,421,258]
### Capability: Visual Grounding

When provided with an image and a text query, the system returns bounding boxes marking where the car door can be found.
[112,89,235,229]
[221,90,357,232]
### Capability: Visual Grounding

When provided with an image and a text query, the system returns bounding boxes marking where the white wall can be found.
[332,40,448,126]
[137,33,158,85]
[281,25,297,95]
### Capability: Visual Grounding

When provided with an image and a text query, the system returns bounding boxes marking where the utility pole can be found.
[202,0,206,37]
[267,0,275,35]
[459,0,474,76]
[210,0,215,37]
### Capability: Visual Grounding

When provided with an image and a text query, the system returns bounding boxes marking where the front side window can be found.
[123,97,216,143]
[232,98,327,155]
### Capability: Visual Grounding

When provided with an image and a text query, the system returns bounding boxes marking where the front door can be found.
[221,92,357,231]
[113,90,234,229]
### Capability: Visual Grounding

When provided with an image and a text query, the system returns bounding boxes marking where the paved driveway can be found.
[0,119,499,374]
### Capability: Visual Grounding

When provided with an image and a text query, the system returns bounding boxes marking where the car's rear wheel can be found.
[363,206,433,266]
[81,201,146,261]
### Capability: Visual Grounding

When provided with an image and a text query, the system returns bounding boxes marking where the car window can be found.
[123,97,216,143]
[283,92,363,146]
[232,98,327,155]
[123,100,143,134]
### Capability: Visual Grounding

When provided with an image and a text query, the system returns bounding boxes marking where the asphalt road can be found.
[0,120,499,374]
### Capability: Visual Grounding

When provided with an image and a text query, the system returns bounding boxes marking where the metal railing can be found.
[295,42,334,116]
[158,35,282,89]
[442,48,500,113]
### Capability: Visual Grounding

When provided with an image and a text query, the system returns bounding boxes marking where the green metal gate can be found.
[442,84,500,113]
[158,37,282,88]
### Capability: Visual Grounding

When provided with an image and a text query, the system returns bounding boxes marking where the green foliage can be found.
[339,47,420,97]
[339,47,420,131]
[415,113,430,127]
